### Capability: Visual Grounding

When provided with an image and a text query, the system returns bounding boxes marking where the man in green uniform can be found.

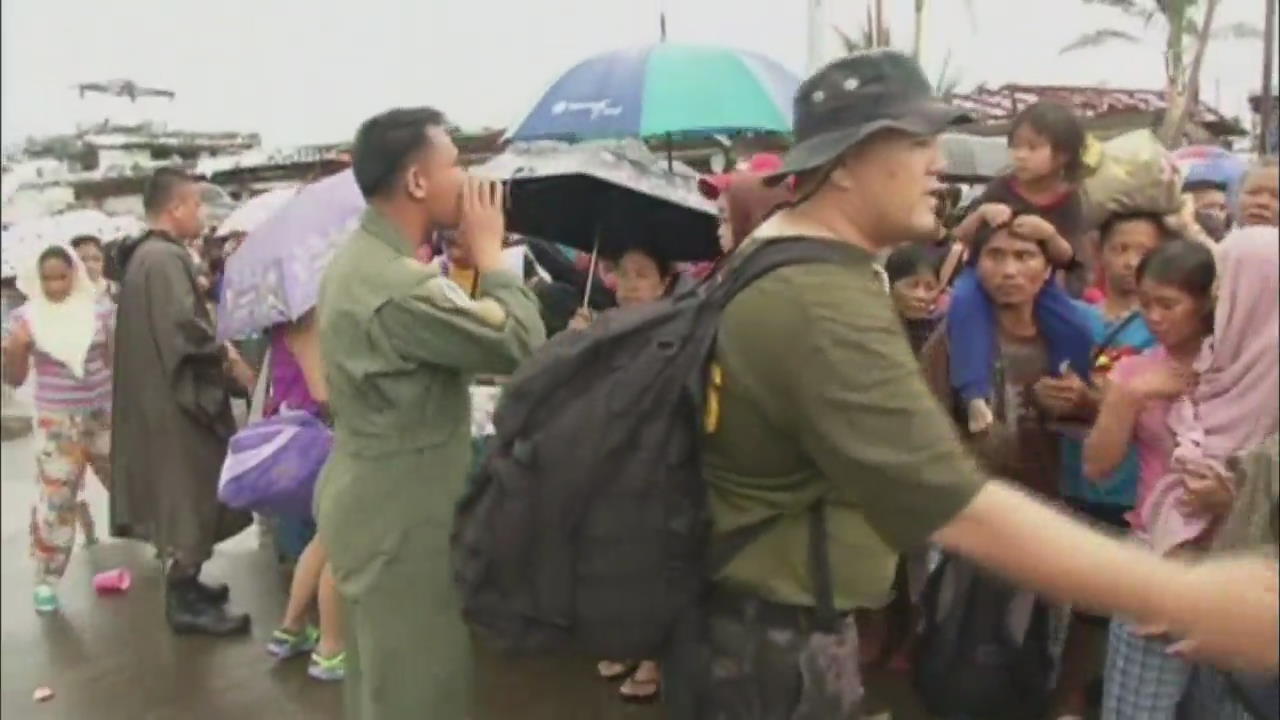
[314,107,545,720]
[684,50,1278,719]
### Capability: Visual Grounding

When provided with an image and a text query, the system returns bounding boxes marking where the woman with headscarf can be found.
[2,243,115,615]
[69,235,116,306]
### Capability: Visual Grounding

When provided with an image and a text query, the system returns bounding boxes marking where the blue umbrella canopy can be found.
[507,43,800,142]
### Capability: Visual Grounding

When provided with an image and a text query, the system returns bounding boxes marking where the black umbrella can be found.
[478,139,720,264]
[524,238,616,310]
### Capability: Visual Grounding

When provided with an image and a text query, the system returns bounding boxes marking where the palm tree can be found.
[834,0,971,95]
[1059,0,1264,146]
[833,2,890,53]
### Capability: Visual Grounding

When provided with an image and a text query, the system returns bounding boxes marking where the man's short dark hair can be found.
[352,107,448,200]
[143,167,196,217]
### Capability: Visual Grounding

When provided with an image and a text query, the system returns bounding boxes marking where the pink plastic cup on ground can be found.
[92,568,132,594]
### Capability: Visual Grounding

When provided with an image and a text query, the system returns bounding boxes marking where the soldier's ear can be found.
[405,165,429,202]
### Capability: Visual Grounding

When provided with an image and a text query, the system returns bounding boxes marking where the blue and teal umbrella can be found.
[506,43,801,142]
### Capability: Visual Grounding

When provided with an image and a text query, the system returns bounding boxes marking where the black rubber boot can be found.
[166,578,250,636]
[191,578,230,605]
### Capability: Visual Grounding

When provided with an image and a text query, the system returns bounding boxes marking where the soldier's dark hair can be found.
[352,107,448,200]
[1009,101,1085,182]
[143,168,197,218]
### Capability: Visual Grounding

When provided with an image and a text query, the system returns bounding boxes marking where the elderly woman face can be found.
[1239,165,1279,228]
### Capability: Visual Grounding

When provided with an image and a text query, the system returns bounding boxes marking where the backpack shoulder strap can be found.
[715,237,852,307]
[706,499,838,633]
[1226,671,1280,720]
[809,499,838,633]
[1090,310,1142,364]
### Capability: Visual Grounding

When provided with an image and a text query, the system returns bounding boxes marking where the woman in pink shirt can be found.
[1083,238,1213,719]
[3,243,115,615]
[1084,240,1215,532]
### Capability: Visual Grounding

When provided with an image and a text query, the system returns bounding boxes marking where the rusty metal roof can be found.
[948,84,1243,134]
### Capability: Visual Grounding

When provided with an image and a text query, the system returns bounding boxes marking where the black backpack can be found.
[451,237,847,660]
[913,553,1055,720]
[1227,672,1280,720]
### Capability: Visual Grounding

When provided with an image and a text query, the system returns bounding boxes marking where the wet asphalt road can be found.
[0,397,932,719]
[0,420,665,720]
[0,429,345,720]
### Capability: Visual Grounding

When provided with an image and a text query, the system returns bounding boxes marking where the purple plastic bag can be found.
[218,410,332,518]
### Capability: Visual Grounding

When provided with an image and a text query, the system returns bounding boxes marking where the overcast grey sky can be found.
[1,0,1272,148]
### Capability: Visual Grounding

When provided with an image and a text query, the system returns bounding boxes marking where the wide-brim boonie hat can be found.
[767,49,972,185]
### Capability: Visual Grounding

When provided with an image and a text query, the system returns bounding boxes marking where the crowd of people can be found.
[1,48,1278,720]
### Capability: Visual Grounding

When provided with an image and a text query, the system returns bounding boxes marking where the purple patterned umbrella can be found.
[216,169,364,341]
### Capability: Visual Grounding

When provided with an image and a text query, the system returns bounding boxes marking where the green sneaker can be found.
[266,625,319,660]
[308,650,346,682]
[34,584,59,615]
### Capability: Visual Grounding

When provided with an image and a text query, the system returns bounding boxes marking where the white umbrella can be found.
[217,187,300,235]
[200,183,237,230]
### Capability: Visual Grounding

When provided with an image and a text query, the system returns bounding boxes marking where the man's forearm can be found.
[934,481,1183,623]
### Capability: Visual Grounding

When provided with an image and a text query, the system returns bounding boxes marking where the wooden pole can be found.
[1166,0,1219,147]
[1261,0,1277,153]
[806,0,826,72]
[874,0,886,47]
[914,0,928,60]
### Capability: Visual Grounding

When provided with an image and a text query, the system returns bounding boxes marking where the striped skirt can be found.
[1102,618,1191,719]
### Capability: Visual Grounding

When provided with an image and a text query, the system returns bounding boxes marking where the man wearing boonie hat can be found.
[664,48,1278,720]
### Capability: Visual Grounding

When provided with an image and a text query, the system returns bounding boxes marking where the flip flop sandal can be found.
[596,661,636,681]
[618,673,661,704]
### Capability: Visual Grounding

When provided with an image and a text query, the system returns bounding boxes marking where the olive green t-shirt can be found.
[702,236,989,611]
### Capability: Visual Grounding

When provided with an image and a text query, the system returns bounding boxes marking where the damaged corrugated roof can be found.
[949,83,1247,137]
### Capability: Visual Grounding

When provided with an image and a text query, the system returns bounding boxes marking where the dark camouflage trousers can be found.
[674,598,864,720]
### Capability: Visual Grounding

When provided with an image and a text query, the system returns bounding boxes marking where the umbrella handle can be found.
[582,237,600,310]
[525,247,552,284]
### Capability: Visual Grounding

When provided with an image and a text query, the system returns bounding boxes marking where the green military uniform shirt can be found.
[703,236,988,611]
[314,208,545,720]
